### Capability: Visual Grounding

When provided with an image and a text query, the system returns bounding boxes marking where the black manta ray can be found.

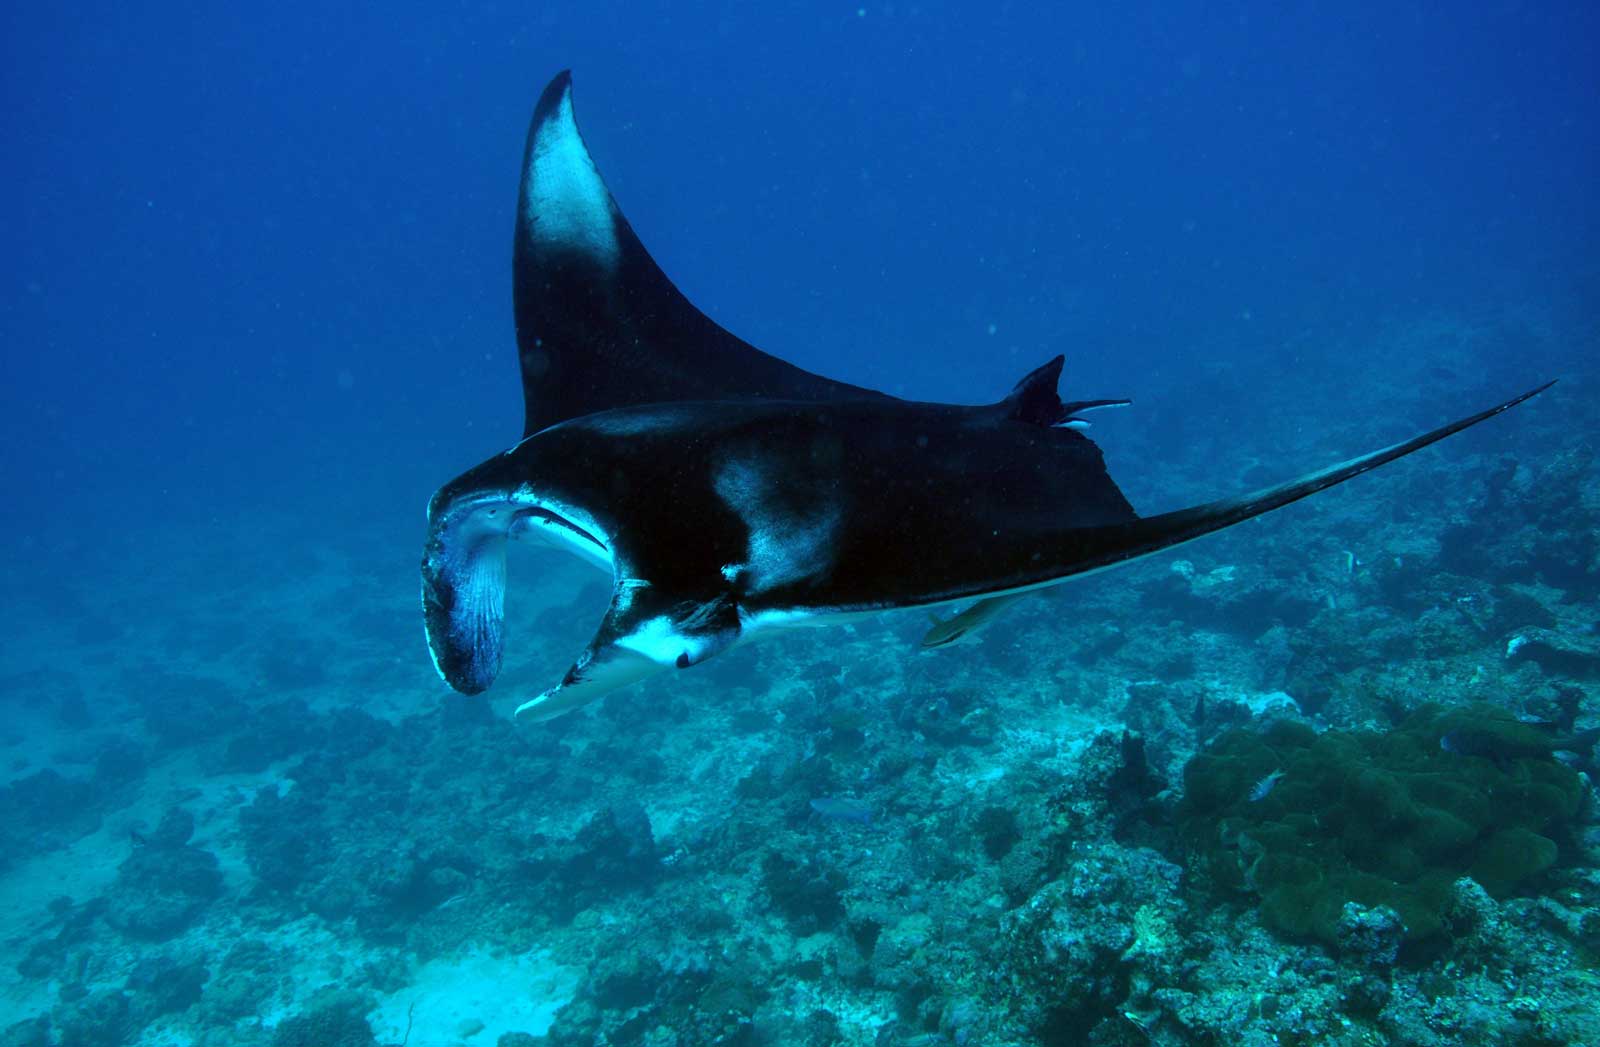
[422,72,1551,721]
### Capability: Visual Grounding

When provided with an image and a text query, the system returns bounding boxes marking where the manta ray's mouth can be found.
[517,506,606,554]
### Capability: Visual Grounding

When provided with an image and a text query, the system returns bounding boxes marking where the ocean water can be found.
[2,3,1598,1045]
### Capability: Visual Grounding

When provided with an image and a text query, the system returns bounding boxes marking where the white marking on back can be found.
[527,89,619,270]
[714,458,840,593]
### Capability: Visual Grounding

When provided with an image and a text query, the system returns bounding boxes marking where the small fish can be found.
[1248,769,1285,802]
[809,797,875,824]
[920,592,1027,650]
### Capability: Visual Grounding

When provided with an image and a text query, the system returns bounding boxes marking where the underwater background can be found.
[3,2,1599,1045]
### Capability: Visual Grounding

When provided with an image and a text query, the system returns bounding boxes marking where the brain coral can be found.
[1178,704,1586,947]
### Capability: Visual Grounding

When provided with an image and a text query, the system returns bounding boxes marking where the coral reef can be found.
[105,809,223,941]
[268,991,378,1047]
[0,316,1595,1047]
[1179,705,1587,947]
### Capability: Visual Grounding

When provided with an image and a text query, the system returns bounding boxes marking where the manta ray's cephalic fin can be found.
[513,585,743,722]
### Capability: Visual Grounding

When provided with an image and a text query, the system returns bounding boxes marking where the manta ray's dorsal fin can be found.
[513,72,890,437]
[1001,355,1131,428]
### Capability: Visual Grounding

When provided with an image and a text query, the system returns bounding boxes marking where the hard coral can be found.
[1178,704,1587,949]
[104,809,223,941]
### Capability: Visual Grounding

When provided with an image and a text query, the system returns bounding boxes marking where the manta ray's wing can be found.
[514,72,890,437]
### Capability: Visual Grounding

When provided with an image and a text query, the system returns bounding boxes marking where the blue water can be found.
[3,4,1597,1045]
[6,3,1595,532]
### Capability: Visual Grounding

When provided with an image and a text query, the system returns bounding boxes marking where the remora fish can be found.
[920,593,1028,650]
[421,71,1553,722]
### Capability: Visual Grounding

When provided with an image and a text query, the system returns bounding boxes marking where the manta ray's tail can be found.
[1051,381,1556,578]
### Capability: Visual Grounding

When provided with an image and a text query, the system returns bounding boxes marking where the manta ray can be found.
[422,71,1551,721]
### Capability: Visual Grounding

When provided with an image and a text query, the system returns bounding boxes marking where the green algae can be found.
[1179,704,1586,947]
